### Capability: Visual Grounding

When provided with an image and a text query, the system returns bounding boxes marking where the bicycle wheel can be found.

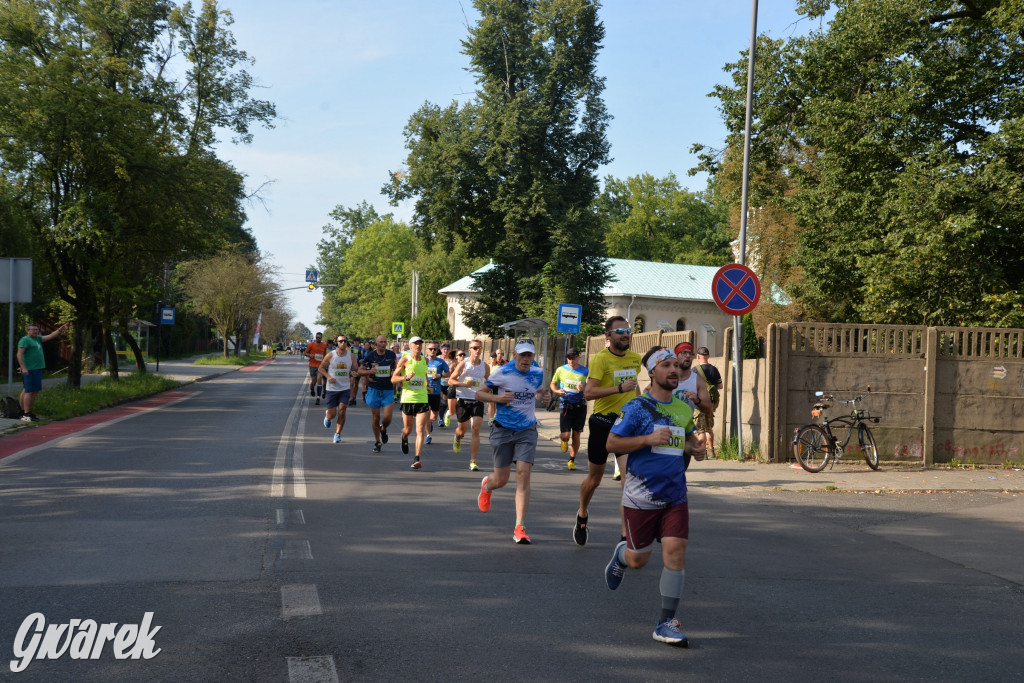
[794,424,831,473]
[858,424,879,470]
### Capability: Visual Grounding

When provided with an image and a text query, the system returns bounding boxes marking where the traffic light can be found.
[307,283,316,291]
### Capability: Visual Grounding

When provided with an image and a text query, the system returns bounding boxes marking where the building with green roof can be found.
[439,258,734,354]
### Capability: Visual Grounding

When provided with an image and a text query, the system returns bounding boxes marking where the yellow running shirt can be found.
[589,348,642,415]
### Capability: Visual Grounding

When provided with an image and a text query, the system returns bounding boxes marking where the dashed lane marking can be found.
[287,656,339,683]
[281,584,323,619]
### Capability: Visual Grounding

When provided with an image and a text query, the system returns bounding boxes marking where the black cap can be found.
[566,348,580,357]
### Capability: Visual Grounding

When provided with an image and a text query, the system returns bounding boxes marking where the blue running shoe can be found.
[324,416,331,429]
[426,434,432,445]
[333,433,341,444]
[605,541,627,590]
[652,619,689,647]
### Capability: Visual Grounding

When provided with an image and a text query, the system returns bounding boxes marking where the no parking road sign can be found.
[712,263,761,316]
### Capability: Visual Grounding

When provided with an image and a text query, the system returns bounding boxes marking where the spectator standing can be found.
[16,322,67,422]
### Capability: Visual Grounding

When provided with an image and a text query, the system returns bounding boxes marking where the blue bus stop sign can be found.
[556,304,582,334]
[712,264,761,316]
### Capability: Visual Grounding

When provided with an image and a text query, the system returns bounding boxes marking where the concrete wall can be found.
[749,323,1024,465]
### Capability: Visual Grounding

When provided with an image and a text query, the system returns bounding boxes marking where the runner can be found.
[318,335,355,444]
[693,345,722,457]
[304,332,328,405]
[349,339,364,406]
[448,341,489,471]
[573,316,641,547]
[424,341,450,444]
[603,346,706,647]
[440,347,459,427]
[671,342,712,423]
[549,346,589,470]
[391,336,430,469]
[486,349,506,425]
[359,335,397,453]
[474,340,551,544]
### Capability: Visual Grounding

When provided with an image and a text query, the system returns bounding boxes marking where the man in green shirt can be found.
[16,322,67,422]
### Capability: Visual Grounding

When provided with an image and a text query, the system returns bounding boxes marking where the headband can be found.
[646,348,676,373]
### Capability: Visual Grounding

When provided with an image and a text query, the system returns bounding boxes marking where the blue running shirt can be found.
[426,358,450,395]
[484,362,545,431]
[610,393,695,510]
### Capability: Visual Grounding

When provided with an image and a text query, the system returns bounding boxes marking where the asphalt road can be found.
[1,355,1021,682]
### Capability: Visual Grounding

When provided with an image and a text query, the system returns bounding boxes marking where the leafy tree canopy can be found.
[696,0,1024,328]
[384,0,612,330]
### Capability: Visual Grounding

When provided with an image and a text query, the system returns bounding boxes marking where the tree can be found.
[177,250,280,356]
[384,0,612,331]
[594,173,732,265]
[315,202,388,330]
[0,0,275,385]
[289,322,313,341]
[698,1,1024,328]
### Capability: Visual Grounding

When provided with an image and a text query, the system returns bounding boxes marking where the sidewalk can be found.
[532,410,1024,493]
[0,355,248,434]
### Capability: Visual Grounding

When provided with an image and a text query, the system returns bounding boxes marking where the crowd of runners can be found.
[296,316,724,648]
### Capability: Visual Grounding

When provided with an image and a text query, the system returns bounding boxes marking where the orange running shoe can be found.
[512,524,531,544]
[477,476,491,513]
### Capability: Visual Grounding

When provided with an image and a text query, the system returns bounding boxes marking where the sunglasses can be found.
[611,327,632,335]
[337,339,348,344]
[457,352,466,357]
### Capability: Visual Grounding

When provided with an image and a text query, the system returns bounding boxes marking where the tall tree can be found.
[0,0,275,385]
[698,0,1024,328]
[384,0,612,331]
[594,173,732,266]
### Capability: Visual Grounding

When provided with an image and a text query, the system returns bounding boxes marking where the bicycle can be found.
[792,390,881,473]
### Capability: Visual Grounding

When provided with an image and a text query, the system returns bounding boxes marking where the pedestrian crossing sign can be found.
[392,322,405,335]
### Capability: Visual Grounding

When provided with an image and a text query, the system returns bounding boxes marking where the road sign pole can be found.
[734,316,743,459]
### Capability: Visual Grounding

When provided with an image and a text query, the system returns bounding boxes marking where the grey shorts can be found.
[489,422,538,468]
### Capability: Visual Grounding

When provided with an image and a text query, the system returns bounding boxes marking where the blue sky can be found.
[215,1,818,334]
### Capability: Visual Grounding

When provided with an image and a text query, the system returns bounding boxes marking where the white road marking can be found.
[287,656,338,683]
[279,540,313,560]
[272,380,309,497]
[293,405,308,499]
[281,584,323,619]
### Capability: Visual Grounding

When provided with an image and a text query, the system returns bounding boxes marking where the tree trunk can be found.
[66,318,84,389]
[122,321,147,373]
[103,319,120,381]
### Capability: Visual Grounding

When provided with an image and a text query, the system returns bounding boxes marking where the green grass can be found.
[192,351,266,366]
[30,373,182,421]
[716,435,762,462]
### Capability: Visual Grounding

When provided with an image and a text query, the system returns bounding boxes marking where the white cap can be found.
[409,336,423,343]
[514,340,536,355]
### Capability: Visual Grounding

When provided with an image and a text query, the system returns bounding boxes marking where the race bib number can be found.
[613,369,636,386]
[408,377,426,390]
[375,365,391,378]
[467,378,482,388]
[651,426,687,456]
[333,369,349,379]
[563,379,581,393]
[313,353,324,362]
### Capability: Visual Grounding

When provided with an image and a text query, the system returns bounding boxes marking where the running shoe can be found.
[567,458,576,471]
[560,440,568,453]
[444,415,451,427]
[605,541,627,590]
[20,414,33,422]
[333,433,341,444]
[612,464,621,481]
[426,434,432,445]
[453,436,462,454]
[652,619,688,647]
[573,515,588,546]
[372,442,382,453]
[324,416,331,429]
[512,524,531,544]
[410,460,421,469]
[315,398,320,406]
[380,426,389,443]
[401,438,409,454]
[350,397,357,406]
[477,477,491,513]
[469,460,479,472]
[438,418,444,428]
